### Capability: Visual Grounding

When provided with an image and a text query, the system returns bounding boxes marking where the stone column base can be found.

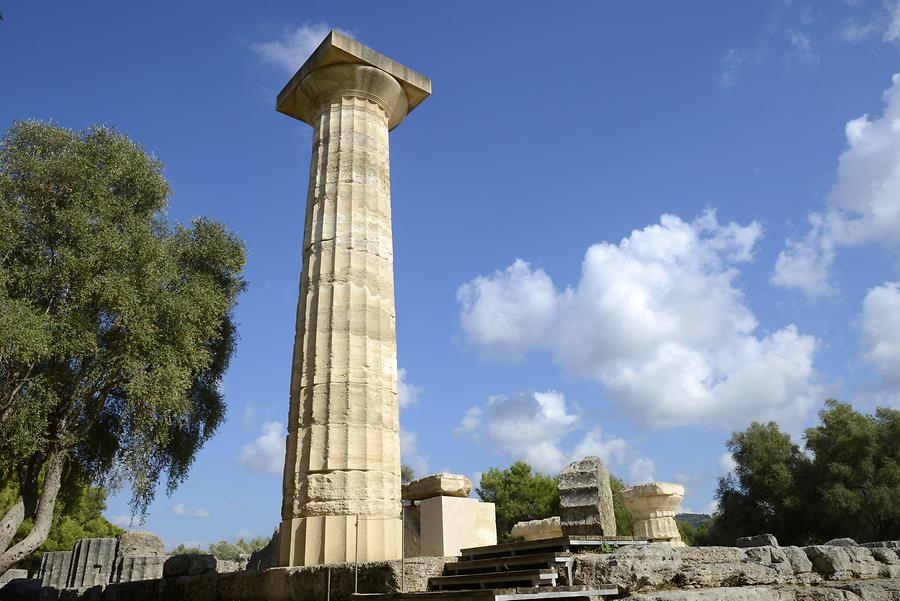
[278,515,402,566]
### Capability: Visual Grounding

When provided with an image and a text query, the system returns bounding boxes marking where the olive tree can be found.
[0,121,245,573]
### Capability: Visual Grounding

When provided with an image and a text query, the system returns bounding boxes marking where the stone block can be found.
[619,482,684,545]
[736,534,779,548]
[863,540,900,549]
[782,546,813,573]
[0,569,28,586]
[67,538,118,588]
[162,554,217,578]
[558,456,616,537]
[113,555,166,583]
[39,550,72,588]
[403,504,421,557]
[510,516,563,541]
[116,532,164,557]
[824,537,858,547]
[402,473,471,501]
[418,496,496,557]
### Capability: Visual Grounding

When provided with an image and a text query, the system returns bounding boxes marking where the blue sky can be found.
[3,1,900,549]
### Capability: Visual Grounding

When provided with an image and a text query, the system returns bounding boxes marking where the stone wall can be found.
[572,542,900,594]
[1,557,449,601]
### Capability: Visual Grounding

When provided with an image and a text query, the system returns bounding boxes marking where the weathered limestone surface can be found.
[0,570,27,586]
[114,555,166,583]
[117,532,164,557]
[572,543,900,595]
[418,496,496,557]
[625,579,900,601]
[619,482,685,545]
[511,516,563,541]
[38,551,71,588]
[402,504,421,557]
[738,534,780,548]
[401,473,471,501]
[66,537,118,588]
[1,558,450,601]
[823,538,858,547]
[277,31,431,567]
[558,456,616,537]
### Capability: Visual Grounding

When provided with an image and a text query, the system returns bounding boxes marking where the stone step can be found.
[443,552,572,576]
[354,585,619,601]
[428,569,558,591]
[459,535,644,560]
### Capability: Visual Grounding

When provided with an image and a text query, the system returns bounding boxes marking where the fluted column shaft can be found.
[279,64,404,566]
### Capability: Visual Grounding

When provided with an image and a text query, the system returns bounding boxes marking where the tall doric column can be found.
[275,32,431,566]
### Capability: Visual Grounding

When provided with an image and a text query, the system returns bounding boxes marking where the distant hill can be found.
[675,513,712,528]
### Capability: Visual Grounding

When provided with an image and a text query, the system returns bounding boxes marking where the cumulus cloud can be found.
[773,75,900,296]
[459,211,819,429]
[400,430,429,477]
[627,458,657,484]
[170,504,210,519]
[456,390,655,479]
[718,452,738,476]
[862,281,900,396]
[238,421,285,474]
[398,368,423,408]
[250,23,350,73]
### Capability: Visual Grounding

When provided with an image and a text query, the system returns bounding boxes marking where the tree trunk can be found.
[0,497,24,551]
[0,450,65,576]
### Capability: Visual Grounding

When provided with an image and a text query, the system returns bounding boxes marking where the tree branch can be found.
[0,497,25,552]
[0,450,66,576]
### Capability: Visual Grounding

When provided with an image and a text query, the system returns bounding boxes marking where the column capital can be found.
[276,31,432,131]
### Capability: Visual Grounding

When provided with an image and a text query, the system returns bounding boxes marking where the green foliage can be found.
[609,474,633,536]
[207,536,269,560]
[0,121,246,557]
[400,464,415,485]
[169,536,269,560]
[477,461,559,540]
[0,480,123,573]
[708,400,900,545]
[477,461,634,540]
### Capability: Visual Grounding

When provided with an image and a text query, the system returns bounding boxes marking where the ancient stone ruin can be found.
[619,482,686,547]
[4,29,900,601]
[401,473,496,557]
[559,456,617,537]
[275,29,431,568]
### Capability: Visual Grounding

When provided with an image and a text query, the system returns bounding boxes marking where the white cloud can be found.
[398,368,423,408]
[841,19,879,42]
[459,211,819,429]
[400,430,429,477]
[719,48,758,88]
[110,514,135,528]
[773,75,900,295]
[238,421,285,474]
[884,0,900,43]
[240,403,256,429]
[250,23,350,73]
[718,452,738,476]
[458,260,557,360]
[170,504,210,519]
[786,30,817,64]
[862,281,900,388]
[627,458,656,484]
[456,389,654,477]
